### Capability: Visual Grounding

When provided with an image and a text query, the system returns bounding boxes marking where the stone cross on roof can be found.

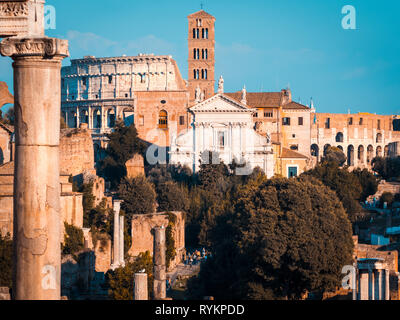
[0,0,45,38]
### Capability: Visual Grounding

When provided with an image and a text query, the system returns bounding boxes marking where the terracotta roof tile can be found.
[225,92,283,108]
[283,101,310,110]
[281,148,309,159]
[188,10,215,19]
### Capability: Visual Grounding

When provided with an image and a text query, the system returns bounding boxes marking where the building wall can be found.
[311,113,400,168]
[0,126,12,165]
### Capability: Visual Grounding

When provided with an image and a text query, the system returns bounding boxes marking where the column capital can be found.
[0,37,69,59]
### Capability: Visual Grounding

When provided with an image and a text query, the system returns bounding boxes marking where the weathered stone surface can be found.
[0,287,10,300]
[125,153,144,178]
[153,226,166,300]
[134,273,148,300]
[60,126,95,180]
[94,238,111,273]
[128,212,185,271]
[0,81,13,108]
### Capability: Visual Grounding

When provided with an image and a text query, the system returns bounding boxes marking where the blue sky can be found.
[1,0,399,114]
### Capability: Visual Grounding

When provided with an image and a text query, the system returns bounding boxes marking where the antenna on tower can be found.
[200,1,204,10]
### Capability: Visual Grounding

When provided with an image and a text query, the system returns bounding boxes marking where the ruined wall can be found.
[126,153,145,178]
[60,125,95,179]
[0,81,13,108]
[94,238,111,273]
[129,212,185,271]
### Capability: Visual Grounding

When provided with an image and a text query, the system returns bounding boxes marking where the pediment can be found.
[190,94,254,113]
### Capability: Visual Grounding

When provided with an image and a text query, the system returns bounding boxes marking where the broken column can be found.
[119,214,125,267]
[153,226,166,300]
[356,258,389,300]
[134,273,148,301]
[111,200,121,269]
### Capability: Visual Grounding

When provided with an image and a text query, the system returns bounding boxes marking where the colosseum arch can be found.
[347,145,355,166]
[337,145,344,152]
[358,145,365,164]
[376,146,382,157]
[68,111,77,128]
[93,109,102,129]
[79,109,89,125]
[323,144,331,157]
[384,145,389,157]
[367,145,374,164]
[311,144,319,158]
[107,108,116,128]
[335,132,344,143]
[376,133,383,143]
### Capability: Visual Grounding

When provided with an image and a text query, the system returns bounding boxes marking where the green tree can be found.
[99,122,146,188]
[166,213,177,270]
[118,176,156,221]
[107,251,153,300]
[322,146,347,166]
[302,161,363,222]
[80,182,95,228]
[62,223,84,256]
[352,168,379,201]
[156,181,189,212]
[380,192,394,208]
[0,232,12,288]
[188,177,354,300]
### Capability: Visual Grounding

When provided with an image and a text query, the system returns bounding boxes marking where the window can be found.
[159,110,168,129]
[204,69,208,80]
[125,93,128,98]
[377,120,381,130]
[359,118,363,125]
[193,28,196,39]
[298,117,304,126]
[179,116,185,126]
[204,49,208,59]
[325,118,330,129]
[349,117,353,125]
[140,74,146,83]
[264,112,273,118]
[196,28,200,39]
[218,132,225,147]
[139,116,144,126]
[288,166,298,178]
[202,28,205,39]
[282,117,291,126]
[253,112,258,118]
[82,77,87,87]
[290,145,299,151]
[108,75,113,84]
[205,28,209,39]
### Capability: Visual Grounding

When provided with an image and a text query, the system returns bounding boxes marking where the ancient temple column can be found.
[0,37,69,300]
[134,273,148,301]
[385,269,390,300]
[119,215,125,267]
[368,269,375,300]
[359,271,369,300]
[112,201,121,268]
[375,270,382,300]
[153,226,166,300]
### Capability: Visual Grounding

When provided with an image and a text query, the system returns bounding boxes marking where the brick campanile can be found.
[188,10,216,104]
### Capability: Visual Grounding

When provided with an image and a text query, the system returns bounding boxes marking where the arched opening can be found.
[376,146,382,157]
[367,145,374,164]
[347,145,355,166]
[376,133,383,143]
[93,109,101,129]
[323,144,331,157]
[358,145,365,164]
[68,111,77,128]
[0,147,3,165]
[311,144,319,158]
[159,110,168,129]
[337,145,344,152]
[80,109,89,124]
[384,145,389,157]
[335,132,344,143]
[107,109,116,128]
[201,69,204,79]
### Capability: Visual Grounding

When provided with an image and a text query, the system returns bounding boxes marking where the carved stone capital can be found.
[0,37,69,59]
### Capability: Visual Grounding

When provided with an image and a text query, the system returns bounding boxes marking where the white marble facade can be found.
[169,94,275,177]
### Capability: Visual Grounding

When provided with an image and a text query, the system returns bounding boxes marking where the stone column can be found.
[119,215,125,267]
[359,271,369,300]
[0,37,69,300]
[111,201,120,268]
[375,270,382,300]
[385,269,390,300]
[368,269,374,300]
[153,226,166,300]
[134,273,148,301]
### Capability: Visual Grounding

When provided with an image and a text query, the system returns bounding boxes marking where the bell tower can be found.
[188,10,215,104]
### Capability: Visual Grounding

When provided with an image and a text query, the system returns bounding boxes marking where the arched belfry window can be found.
[159,110,168,129]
